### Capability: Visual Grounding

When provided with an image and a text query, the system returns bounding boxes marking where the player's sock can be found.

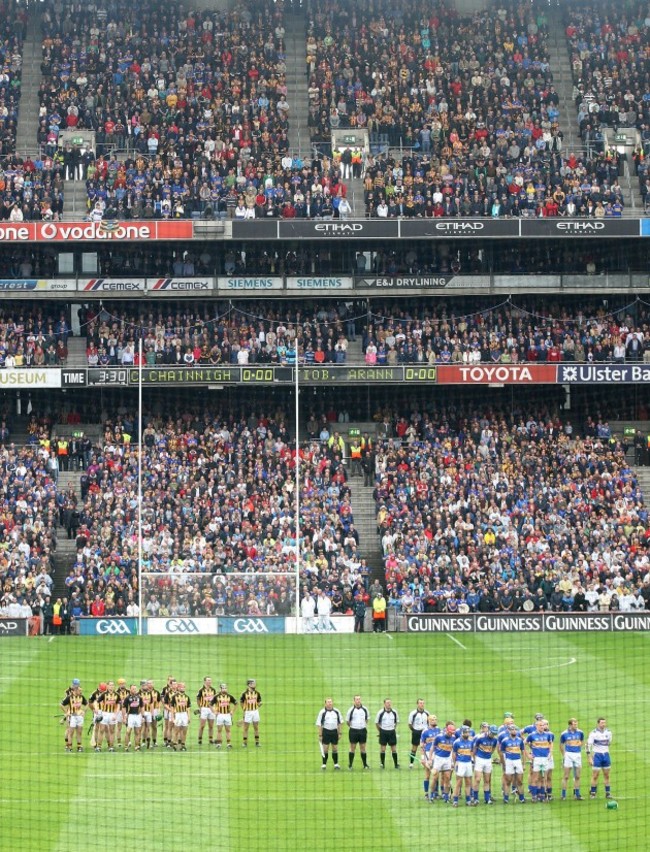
[380,753,385,767]
[254,735,260,746]
[322,753,328,766]
[332,751,339,766]
[575,788,581,798]
[465,796,470,805]
[503,795,509,803]
[409,751,415,765]
[546,787,552,798]
[453,796,459,805]
[605,786,611,796]
[442,791,449,803]
[519,793,525,802]
[423,780,429,795]
[531,785,538,800]
[392,752,398,768]
[349,752,354,768]
[484,791,491,803]
[361,753,367,768]
[562,789,567,799]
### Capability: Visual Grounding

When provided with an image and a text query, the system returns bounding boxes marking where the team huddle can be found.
[316,700,614,805]
[60,677,262,752]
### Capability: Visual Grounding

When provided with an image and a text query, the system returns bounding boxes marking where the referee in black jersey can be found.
[346,695,370,770]
[376,698,400,769]
[316,698,342,770]
[408,698,430,767]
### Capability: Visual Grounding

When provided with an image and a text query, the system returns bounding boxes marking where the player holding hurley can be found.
[60,683,88,752]
[115,678,129,747]
[161,676,177,749]
[96,681,120,752]
[240,678,262,748]
[170,681,191,751]
[214,683,238,749]
[196,677,218,746]
[472,724,499,805]
[123,684,144,752]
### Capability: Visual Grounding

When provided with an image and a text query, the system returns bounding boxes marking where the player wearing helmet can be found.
[196,677,217,746]
[170,681,191,751]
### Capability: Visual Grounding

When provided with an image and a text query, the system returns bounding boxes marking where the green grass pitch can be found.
[0,632,646,852]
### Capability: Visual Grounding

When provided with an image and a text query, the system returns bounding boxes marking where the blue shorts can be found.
[593,753,611,769]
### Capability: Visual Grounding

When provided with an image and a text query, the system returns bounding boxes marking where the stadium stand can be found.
[78,298,650,367]
[372,409,650,614]
[53,407,369,616]
[39,0,289,220]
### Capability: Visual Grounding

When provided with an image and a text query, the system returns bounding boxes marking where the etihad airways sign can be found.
[437,365,558,384]
[0,221,193,242]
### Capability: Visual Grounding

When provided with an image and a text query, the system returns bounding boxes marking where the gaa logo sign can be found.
[96,619,132,635]
[165,619,199,634]
[233,618,269,634]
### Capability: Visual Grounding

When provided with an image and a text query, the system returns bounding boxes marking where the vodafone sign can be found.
[0,220,193,243]
[437,365,557,384]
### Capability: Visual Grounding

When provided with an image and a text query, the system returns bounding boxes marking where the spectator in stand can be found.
[372,406,650,613]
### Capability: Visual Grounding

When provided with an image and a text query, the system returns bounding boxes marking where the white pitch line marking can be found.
[49,637,55,643]
[446,634,467,650]
[527,657,577,672]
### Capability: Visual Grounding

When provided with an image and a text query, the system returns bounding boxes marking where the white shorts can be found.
[200,707,216,721]
[164,709,171,721]
[547,755,555,770]
[101,712,116,726]
[174,712,189,728]
[115,710,124,724]
[455,761,473,778]
[142,711,152,724]
[474,756,493,775]
[68,714,84,729]
[217,713,233,727]
[532,757,550,774]
[126,715,142,729]
[505,758,524,776]
[563,752,582,769]
[244,710,260,724]
[433,755,453,773]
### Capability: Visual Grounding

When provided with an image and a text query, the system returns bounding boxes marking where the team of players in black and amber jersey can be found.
[60,677,261,752]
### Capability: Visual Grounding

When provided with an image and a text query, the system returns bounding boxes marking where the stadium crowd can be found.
[39,0,292,220]
[373,407,650,615]
[50,406,371,619]
[300,0,625,220]
[0,436,59,625]
[77,297,650,368]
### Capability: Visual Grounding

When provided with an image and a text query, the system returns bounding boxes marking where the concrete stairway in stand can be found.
[14,14,42,158]
[283,9,310,159]
[347,475,384,589]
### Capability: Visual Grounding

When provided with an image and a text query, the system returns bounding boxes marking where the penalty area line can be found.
[446,633,467,650]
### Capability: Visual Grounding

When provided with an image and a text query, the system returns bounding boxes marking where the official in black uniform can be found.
[316,698,342,770]
[346,695,370,770]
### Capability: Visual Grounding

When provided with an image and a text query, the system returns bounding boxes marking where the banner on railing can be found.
[406,613,650,633]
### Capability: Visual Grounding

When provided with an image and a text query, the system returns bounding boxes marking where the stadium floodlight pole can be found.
[294,357,300,634]
[137,335,143,638]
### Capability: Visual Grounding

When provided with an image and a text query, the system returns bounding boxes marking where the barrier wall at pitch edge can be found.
[405,613,650,632]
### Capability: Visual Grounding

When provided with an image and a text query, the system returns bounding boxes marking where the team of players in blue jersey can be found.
[417,711,613,806]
